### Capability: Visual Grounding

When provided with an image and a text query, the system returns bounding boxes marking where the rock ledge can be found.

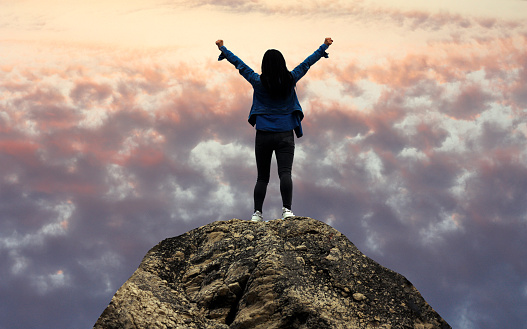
[94,217,451,329]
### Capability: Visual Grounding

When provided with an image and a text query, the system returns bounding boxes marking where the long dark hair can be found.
[260,49,294,99]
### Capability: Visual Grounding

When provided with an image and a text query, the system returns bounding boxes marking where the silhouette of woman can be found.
[216,37,333,221]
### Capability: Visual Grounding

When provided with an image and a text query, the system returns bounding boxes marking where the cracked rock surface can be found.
[94,217,451,329]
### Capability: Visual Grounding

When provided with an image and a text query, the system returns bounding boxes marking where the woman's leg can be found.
[275,131,295,210]
[254,131,273,212]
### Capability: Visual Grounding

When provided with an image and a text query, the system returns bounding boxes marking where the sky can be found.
[1,0,526,328]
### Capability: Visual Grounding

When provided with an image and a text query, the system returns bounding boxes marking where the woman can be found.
[216,37,333,222]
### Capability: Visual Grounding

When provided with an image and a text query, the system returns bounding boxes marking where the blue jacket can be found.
[219,43,329,137]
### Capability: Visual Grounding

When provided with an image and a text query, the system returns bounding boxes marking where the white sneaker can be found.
[251,210,263,222]
[282,207,295,219]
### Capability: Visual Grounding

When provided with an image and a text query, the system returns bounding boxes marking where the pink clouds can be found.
[0,2,527,328]
[70,80,113,108]
[189,0,525,36]
[445,83,492,120]
[0,139,40,163]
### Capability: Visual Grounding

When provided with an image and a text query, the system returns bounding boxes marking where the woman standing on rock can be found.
[216,37,333,222]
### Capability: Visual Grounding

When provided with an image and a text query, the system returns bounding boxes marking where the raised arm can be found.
[291,37,333,82]
[215,39,260,85]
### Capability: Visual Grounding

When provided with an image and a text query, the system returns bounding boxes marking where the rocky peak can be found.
[94,217,451,329]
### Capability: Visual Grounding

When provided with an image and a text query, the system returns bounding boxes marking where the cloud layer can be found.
[1,1,527,328]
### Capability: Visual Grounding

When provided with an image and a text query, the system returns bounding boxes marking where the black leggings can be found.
[254,130,295,212]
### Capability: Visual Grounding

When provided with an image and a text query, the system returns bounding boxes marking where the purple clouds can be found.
[1,1,527,328]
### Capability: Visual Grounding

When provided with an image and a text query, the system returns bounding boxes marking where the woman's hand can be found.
[324,37,333,46]
[216,40,224,49]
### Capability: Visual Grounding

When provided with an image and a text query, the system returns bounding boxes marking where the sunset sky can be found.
[1,1,527,328]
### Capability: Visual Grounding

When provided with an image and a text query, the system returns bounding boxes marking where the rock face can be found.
[94,217,451,329]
